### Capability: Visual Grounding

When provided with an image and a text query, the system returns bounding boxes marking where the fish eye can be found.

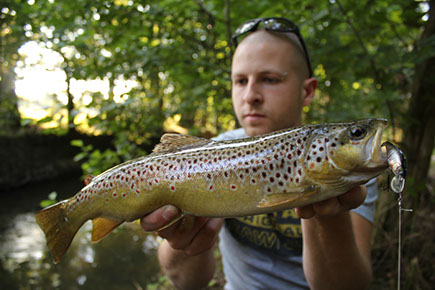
[348,125,367,140]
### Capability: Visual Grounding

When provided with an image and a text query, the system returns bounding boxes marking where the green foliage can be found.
[40,191,58,208]
[5,0,430,143]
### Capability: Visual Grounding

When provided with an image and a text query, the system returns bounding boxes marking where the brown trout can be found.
[36,118,388,263]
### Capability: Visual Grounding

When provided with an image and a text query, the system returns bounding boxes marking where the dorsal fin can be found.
[153,133,212,153]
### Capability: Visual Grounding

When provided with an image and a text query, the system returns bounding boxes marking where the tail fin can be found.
[35,201,83,263]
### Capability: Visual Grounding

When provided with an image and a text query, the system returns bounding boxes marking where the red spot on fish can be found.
[171,186,175,191]
[209,185,214,190]
[231,185,237,190]
[113,193,117,197]
[84,174,94,185]
[155,179,159,183]
[123,193,126,197]
[106,198,109,202]
[136,190,140,194]
[121,176,125,180]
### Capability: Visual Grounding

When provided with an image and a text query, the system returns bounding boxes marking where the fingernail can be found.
[162,205,180,221]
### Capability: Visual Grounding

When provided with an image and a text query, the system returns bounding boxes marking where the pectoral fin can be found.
[155,213,186,232]
[91,217,124,243]
[257,186,319,208]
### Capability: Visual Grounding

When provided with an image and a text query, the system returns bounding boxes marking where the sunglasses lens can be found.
[263,19,297,31]
[234,20,257,35]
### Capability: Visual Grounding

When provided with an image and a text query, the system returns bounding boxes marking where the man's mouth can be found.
[243,113,265,120]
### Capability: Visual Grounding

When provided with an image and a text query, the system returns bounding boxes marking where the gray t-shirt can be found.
[215,128,378,290]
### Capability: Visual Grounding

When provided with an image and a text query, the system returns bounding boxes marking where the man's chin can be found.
[244,126,270,137]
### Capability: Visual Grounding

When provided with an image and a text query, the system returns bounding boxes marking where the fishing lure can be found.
[382,141,407,193]
[381,141,412,290]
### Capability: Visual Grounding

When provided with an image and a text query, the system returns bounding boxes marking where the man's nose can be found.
[243,80,263,104]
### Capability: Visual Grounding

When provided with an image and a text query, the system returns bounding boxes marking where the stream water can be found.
[0,175,161,289]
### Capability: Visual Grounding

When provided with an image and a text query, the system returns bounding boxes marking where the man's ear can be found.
[302,77,317,106]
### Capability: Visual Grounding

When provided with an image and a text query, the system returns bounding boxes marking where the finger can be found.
[140,205,181,232]
[184,218,224,256]
[295,205,315,219]
[338,185,367,210]
[312,197,341,216]
[162,216,210,250]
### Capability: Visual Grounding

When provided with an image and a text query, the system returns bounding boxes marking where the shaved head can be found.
[236,29,310,79]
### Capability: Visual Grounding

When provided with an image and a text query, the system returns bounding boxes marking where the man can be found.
[141,17,376,289]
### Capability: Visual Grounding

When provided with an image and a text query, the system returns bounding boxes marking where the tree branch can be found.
[335,0,381,82]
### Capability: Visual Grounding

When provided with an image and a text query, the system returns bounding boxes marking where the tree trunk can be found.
[0,61,21,132]
[403,0,435,206]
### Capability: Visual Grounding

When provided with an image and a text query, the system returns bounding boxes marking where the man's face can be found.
[231,30,314,137]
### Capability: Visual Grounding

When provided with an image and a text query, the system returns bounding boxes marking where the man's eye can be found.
[263,77,279,84]
[235,78,247,85]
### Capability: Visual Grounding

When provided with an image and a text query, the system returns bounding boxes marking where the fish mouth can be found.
[359,119,389,172]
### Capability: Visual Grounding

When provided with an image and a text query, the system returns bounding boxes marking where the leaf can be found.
[70,139,84,147]
[40,199,57,208]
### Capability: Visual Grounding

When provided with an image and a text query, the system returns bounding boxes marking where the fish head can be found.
[304,119,389,184]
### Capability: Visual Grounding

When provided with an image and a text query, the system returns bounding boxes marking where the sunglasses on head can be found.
[232,17,313,77]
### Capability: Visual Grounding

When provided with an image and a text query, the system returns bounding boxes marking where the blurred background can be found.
[1,0,433,289]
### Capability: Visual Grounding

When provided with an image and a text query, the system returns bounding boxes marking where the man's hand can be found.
[295,185,367,219]
[140,205,223,256]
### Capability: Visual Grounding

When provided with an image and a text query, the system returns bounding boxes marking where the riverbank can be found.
[0,132,113,190]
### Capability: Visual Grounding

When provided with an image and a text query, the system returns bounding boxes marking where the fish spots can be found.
[66,123,357,213]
